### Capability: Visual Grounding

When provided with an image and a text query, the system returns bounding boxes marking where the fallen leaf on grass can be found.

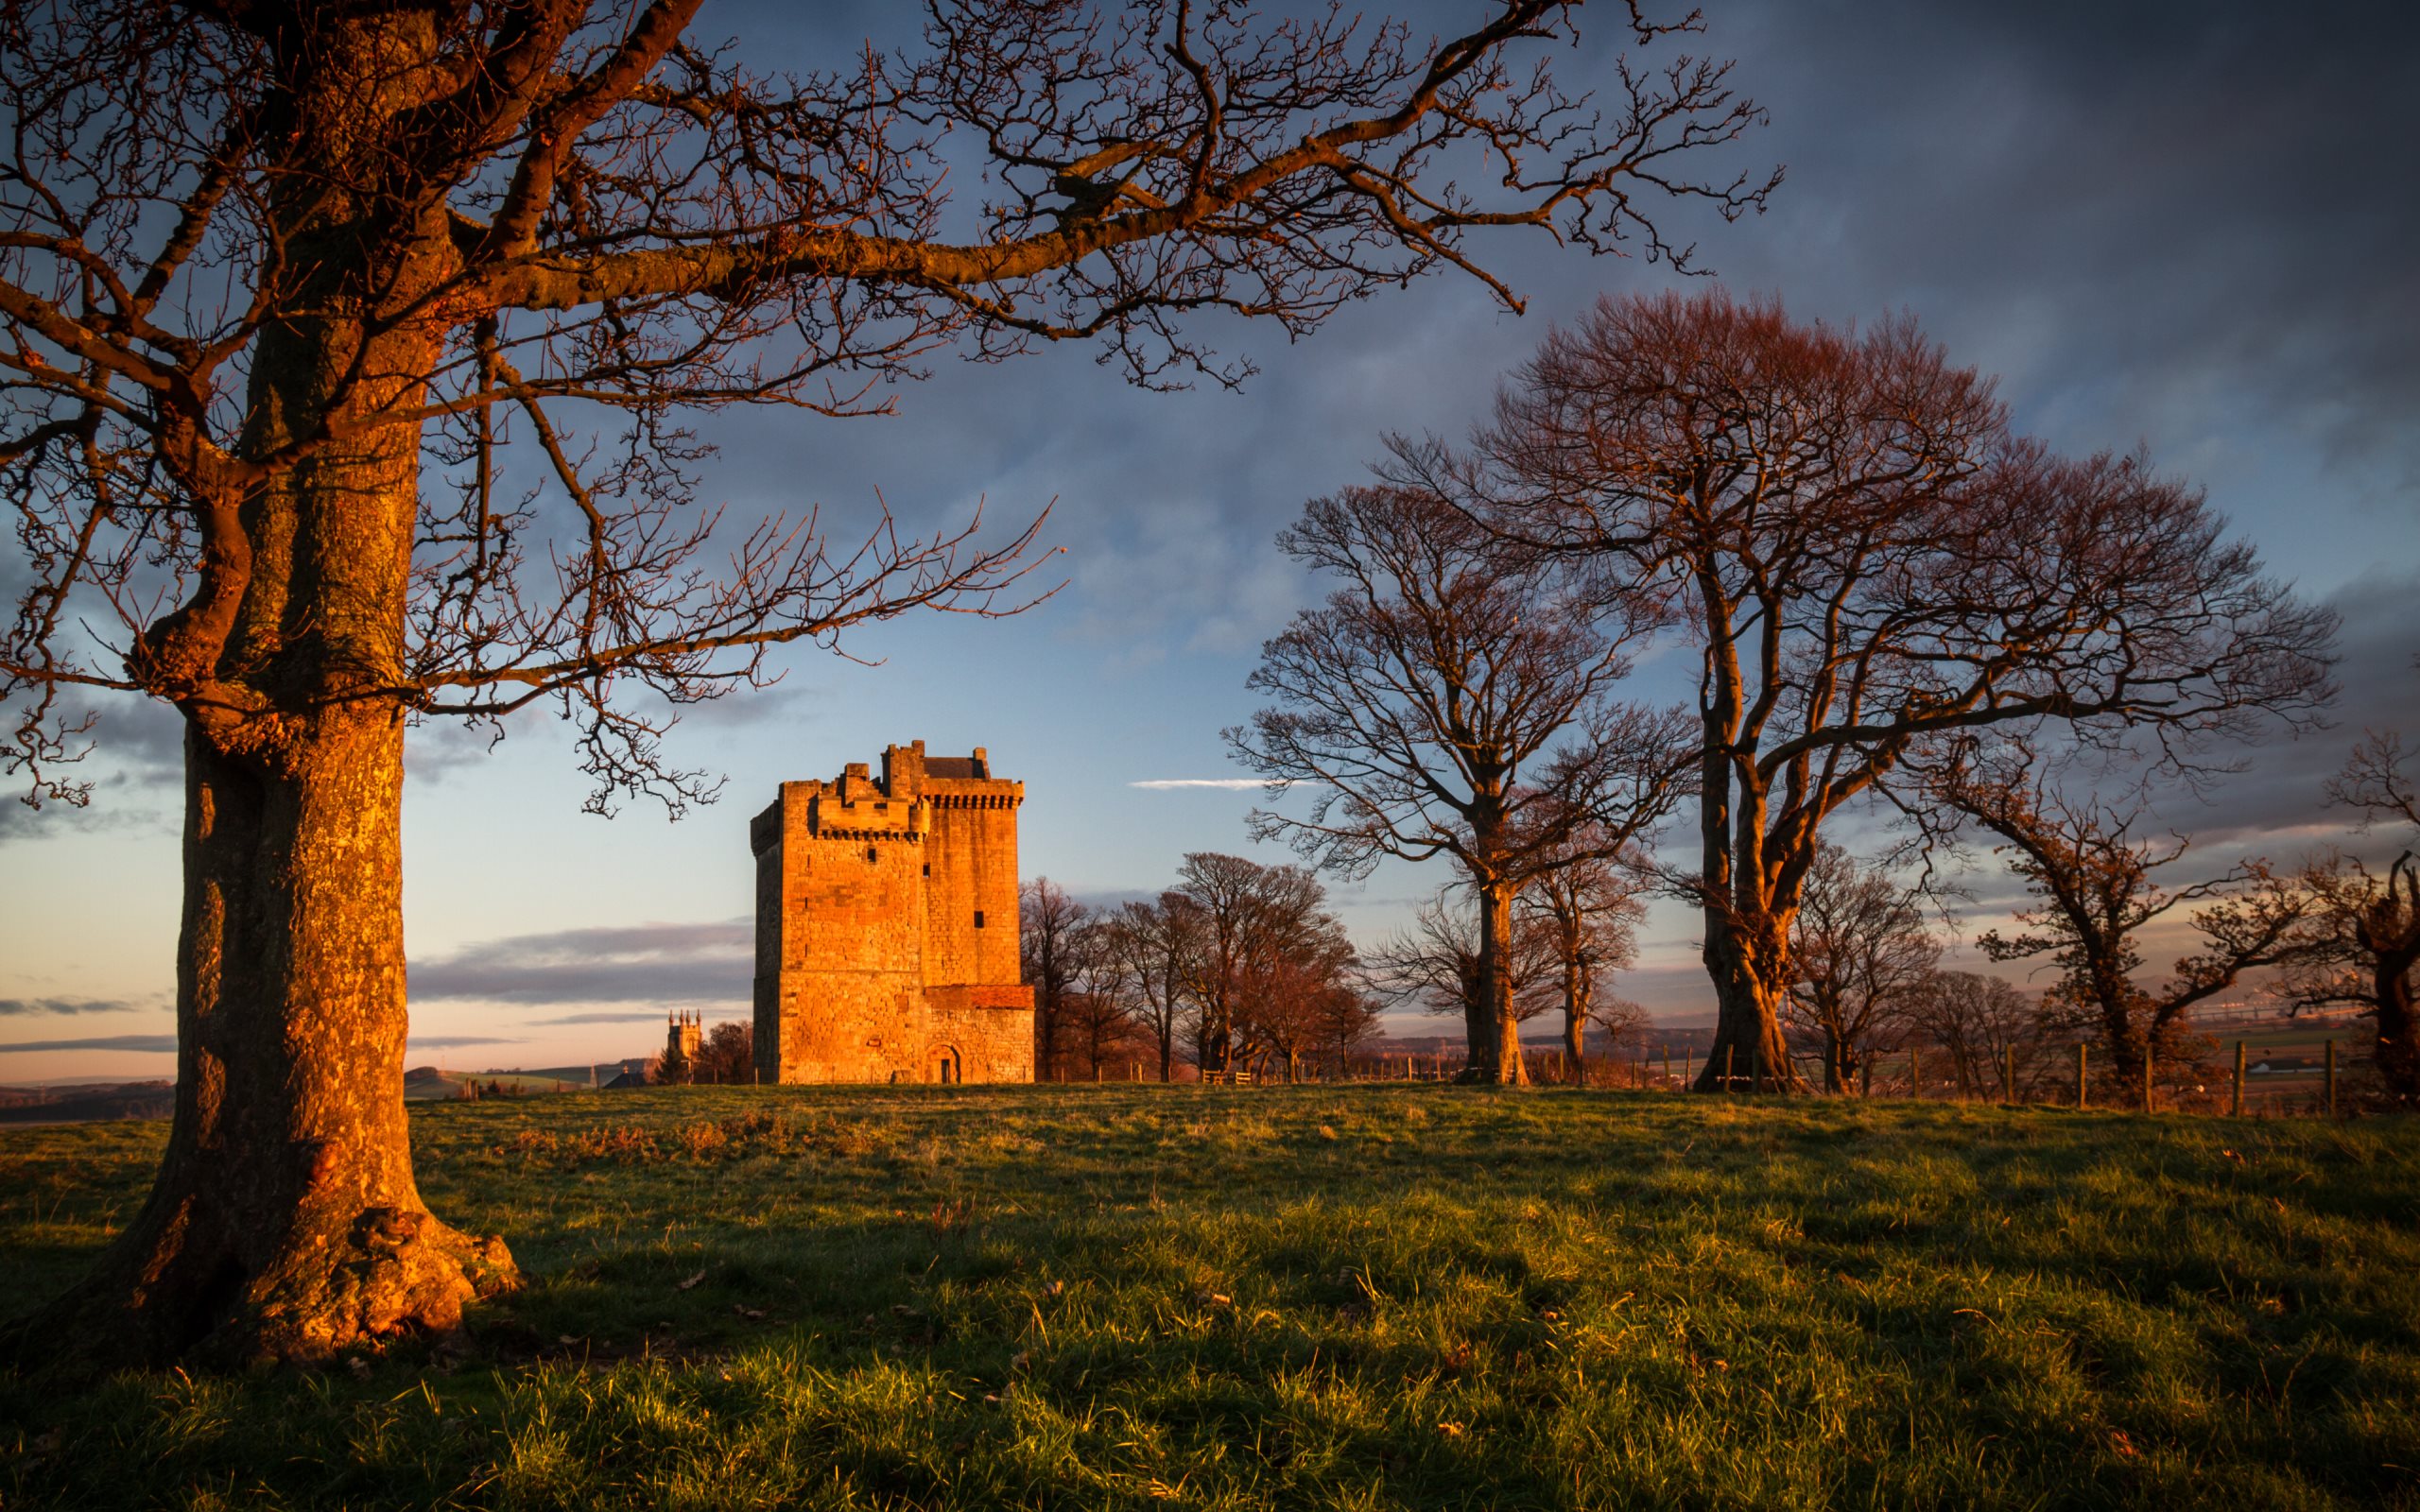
[734,1305,766,1321]
[1436,1421,1465,1438]
[676,1270,706,1291]
[2109,1429,2138,1458]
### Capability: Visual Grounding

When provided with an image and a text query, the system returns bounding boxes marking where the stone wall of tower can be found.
[921,794,1021,989]
[752,742,1032,1086]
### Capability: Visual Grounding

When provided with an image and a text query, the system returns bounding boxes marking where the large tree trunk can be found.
[27,712,512,1368]
[15,14,524,1364]
[1472,882,1529,1086]
[1695,910,1801,1092]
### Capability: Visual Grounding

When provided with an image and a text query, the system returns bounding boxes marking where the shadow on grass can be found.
[4,1086,2416,1509]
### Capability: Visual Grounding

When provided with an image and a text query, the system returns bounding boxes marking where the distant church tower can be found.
[662,1008,701,1084]
[750,742,1035,1084]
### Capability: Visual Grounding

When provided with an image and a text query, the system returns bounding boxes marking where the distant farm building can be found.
[751,742,1034,1084]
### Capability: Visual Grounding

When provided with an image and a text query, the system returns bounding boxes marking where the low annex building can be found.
[751,742,1034,1084]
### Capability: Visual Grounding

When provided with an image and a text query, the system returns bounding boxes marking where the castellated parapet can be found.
[750,741,1034,1084]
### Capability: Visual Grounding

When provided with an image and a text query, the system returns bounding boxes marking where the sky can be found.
[3,1,2416,1080]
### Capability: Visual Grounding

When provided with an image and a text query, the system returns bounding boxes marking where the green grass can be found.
[4,1088,2418,1509]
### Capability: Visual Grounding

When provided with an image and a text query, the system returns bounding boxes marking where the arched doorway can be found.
[926,1044,962,1085]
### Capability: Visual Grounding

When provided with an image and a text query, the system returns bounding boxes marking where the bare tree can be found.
[1230,482,1689,1083]
[1941,760,2313,1103]
[1907,971,2042,1099]
[1362,889,1561,1061]
[1313,977,1387,1077]
[1464,290,2335,1091]
[1169,851,1334,1077]
[1019,877,1089,1078]
[1519,841,1648,1084]
[1098,893,1203,1083]
[0,3,1771,1364]
[1785,845,1937,1092]
[1237,912,1358,1082]
[691,1019,753,1085]
[2286,727,2420,1101]
[1059,918,1145,1080]
[1587,993,1654,1078]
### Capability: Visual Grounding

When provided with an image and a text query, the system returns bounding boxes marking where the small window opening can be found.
[866,846,877,862]
[922,862,931,876]
[974,910,986,929]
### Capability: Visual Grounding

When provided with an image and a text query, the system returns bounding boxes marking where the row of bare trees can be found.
[1021,854,1381,1084]
[1234,289,2366,1099]
[1750,726,2420,1105]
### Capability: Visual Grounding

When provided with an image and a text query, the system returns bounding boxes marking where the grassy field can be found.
[3,1088,2417,1510]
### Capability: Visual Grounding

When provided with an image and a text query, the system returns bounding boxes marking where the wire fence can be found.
[1034,1034,2385,1119]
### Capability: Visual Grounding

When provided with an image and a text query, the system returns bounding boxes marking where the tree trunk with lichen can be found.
[30,711,513,1368]
[13,13,514,1369]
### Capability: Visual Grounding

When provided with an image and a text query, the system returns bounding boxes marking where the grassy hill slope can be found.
[4,1087,2416,1509]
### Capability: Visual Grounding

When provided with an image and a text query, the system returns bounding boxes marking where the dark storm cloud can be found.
[1702,1,2420,474]
[0,998,140,1016]
[0,1034,176,1055]
[411,920,752,1005]
[680,1,2420,694]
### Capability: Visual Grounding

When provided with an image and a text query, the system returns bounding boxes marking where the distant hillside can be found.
[0,1081,174,1125]
[405,1065,616,1100]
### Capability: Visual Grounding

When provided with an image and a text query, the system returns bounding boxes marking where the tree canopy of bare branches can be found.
[1518,842,1647,1082]
[1229,481,1689,1083]
[1459,290,2335,1092]
[1907,971,2041,1101]
[1363,887,1559,1038]
[1941,755,2313,1101]
[1784,844,1937,1091]
[1097,892,1206,1083]
[0,3,1771,1365]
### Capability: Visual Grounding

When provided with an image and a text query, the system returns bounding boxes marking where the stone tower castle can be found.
[750,741,1034,1084]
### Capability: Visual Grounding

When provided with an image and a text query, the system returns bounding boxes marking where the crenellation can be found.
[753,741,1033,1084]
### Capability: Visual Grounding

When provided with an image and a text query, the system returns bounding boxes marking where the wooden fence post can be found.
[2232,1041,2244,1117]
[2141,1048,2152,1114]
[1910,1045,1920,1101]
[2326,1040,2338,1119]
[2003,1044,2015,1105]
[2076,1043,2087,1109]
